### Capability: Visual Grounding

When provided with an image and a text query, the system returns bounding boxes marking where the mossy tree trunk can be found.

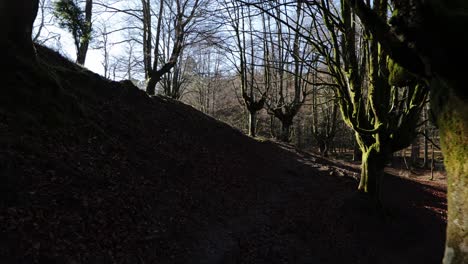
[357,140,389,198]
[432,80,468,264]
[353,140,362,161]
[315,0,427,199]
[345,0,468,261]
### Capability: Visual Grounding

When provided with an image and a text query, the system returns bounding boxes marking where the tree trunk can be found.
[434,83,468,264]
[423,128,429,168]
[279,121,292,142]
[423,105,429,168]
[319,140,329,157]
[410,140,420,167]
[1,0,39,58]
[358,145,386,199]
[141,0,152,80]
[344,1,467,261]
[248,111,256,137]
[269,115,276,138]
[77,42,89,65]
[295,122,302,148]
[146,75,158,96]
[76,0,92,65]
[146,16,185,95]
[353,140,362,161]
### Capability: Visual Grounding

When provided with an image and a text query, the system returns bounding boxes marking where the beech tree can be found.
[145,0,202,96]
[346,0,468,262]
[248,0,428,196]
[263,1,312,142]
[300,0,428,198]
[222,0,267,137]
[321,0,428,197]
[310,79,339,157]
[53,0,93,65]
[189,47,223,115]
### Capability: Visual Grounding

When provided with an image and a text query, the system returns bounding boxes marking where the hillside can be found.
[0,46,446,263]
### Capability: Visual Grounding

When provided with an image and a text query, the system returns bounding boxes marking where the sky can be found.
[35,22,108,76]
[33,0,128,80]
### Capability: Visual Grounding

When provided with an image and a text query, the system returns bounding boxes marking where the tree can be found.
[33,0,47,42]
[188,47,223,115]
[222,0,267,137]
[145,0,202,96]
[1,0,39,58]
[310,80,339,157]
[94,22,112,79]
[257,0,427,197]
[53,0,93,65]
[263,1,312,142]
[307,0,426,197]
[160,50,195,100]
[346,0,468,262]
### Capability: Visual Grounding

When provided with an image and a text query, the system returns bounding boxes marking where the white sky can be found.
[33,0,128,79]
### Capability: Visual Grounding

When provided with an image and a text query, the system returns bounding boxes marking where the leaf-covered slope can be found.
[0,46,446,264]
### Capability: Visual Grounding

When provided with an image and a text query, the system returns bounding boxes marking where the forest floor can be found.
[0,46,447,263]
[323,152,447,192]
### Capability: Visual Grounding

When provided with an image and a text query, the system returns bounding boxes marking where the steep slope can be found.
[1,46,446,264]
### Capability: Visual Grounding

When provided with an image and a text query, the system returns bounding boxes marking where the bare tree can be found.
[221,0,268,137]
[310,79,339,157]
[263,1,313,142]
[145,0,202,96]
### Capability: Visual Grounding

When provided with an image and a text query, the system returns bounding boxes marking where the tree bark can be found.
[432,80,468,264]
[248,111,256,137]
[423,113,429,168]
[358,145,386,199]
[145,0,199,95]
[1,0,39,58]
[410,140,420,166]
[319,140,329,157]
[353,140,362,161]
[146,75,157,96]
[343,1,467,260]
[76,0,92,65]
[141,0,152,80]
[279,120,292,142]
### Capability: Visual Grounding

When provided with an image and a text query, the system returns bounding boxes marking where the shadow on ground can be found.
[0,45,446,264]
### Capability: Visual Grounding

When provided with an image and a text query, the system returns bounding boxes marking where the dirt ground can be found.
[324,152,447,190]
[0,46,447,264]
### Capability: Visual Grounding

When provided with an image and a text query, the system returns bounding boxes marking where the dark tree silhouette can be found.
[1,0,39,58]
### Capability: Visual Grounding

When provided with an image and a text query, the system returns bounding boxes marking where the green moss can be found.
[357,141,386,199]
[387,57,415,86]
[254,136,270,142]
[433,80,468,264]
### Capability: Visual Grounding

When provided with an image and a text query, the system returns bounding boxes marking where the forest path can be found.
[180,143,446,264]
